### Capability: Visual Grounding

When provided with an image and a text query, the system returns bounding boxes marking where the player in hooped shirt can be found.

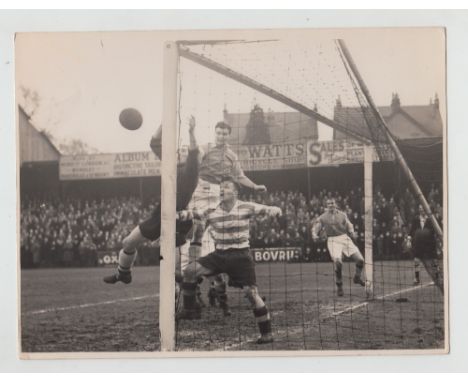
[179,178,280,344]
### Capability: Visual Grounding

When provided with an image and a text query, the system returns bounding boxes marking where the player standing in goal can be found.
[312,198,366,297]
[178,178,280,345]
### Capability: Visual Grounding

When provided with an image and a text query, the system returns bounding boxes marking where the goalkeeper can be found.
[103,117,198,284]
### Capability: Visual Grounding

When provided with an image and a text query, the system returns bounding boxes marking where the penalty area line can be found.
[209,282,434,351]
[332,282,434,317]
[23,294,159,316]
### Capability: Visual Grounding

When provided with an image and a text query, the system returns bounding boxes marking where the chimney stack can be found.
[391,93,401,113]
[335,96,342,109]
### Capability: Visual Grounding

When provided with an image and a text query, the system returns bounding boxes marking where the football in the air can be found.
[119,108,143,130]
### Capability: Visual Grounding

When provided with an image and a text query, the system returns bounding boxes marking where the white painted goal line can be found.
[23,293,159,316]
[332,281,434,316]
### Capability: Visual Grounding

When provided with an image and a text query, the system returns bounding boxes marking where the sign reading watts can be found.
[235,141,306,171]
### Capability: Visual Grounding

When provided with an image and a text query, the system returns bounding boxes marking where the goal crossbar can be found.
[178,44,372,144]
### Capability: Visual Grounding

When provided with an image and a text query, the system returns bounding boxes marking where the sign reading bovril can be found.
[252,247,301,263]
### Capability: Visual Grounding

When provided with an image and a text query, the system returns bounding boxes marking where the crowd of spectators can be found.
[20,184,443,267]
[243,183,443,261]
[20,196,160,268]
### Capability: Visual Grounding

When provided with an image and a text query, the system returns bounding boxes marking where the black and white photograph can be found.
[16,27,447,355]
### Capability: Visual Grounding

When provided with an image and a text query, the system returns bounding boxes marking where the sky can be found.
[15,28,446,153]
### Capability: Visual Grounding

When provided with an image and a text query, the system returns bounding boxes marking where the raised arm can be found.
[233,159,266,192]
[247,202,281,217]
[192,208,210,232]
[149,124,162,159]
[188,115,197,151]
[238,176,267,192]
[311,218,322,241]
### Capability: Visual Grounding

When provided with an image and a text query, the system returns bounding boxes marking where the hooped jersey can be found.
[194,200,268,250]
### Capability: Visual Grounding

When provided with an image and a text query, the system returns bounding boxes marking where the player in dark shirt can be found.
[103,117,199,284]
[408,205,442,288]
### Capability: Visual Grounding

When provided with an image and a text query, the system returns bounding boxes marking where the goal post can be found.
[364,144,374,298]
[162,38,444,351]
[159,41,179,352]
[337,39,443,292]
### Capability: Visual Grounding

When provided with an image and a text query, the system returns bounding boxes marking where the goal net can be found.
[160,38,445,352]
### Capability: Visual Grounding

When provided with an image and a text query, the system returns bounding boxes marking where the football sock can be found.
[175,274,183,284]
[355,258,364,278]
[189,243,202,262]
[334,261,343,285]
[214,277,228,307]
[415,271,420,282]
[182,282,198,310]
[253,306,272,335]
[196,284,202,300]
[118,248,137,274]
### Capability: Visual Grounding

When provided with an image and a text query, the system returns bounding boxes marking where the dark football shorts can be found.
[139,147,198,246]
[197,247,256,288]
[413,248,437,260]
[139,206,193,247]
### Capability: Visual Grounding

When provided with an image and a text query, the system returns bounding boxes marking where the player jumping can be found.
[312,198,366,297]
[187,121,267,310]
[178,178,280,345]
[103,117,200,286]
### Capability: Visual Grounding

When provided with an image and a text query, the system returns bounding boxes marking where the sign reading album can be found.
[60,151,161,180]
[306,139,394,167]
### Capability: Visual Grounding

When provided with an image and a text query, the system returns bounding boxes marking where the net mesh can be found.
[173,39,445,351]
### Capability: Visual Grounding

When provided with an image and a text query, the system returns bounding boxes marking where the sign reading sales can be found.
[306,139,394,167]
[60,151,161,180]
[251,247,301,262]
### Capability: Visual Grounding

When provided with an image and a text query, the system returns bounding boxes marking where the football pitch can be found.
[20,261,444,353]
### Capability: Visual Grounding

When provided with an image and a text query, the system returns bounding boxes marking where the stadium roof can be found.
[224,104,319,145]
[19,105,61,164]
[333,94,443,141]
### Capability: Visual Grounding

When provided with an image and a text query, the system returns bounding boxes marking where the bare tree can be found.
[19,85,40,118]
[58,139,99,155]
[19,86,100,155]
